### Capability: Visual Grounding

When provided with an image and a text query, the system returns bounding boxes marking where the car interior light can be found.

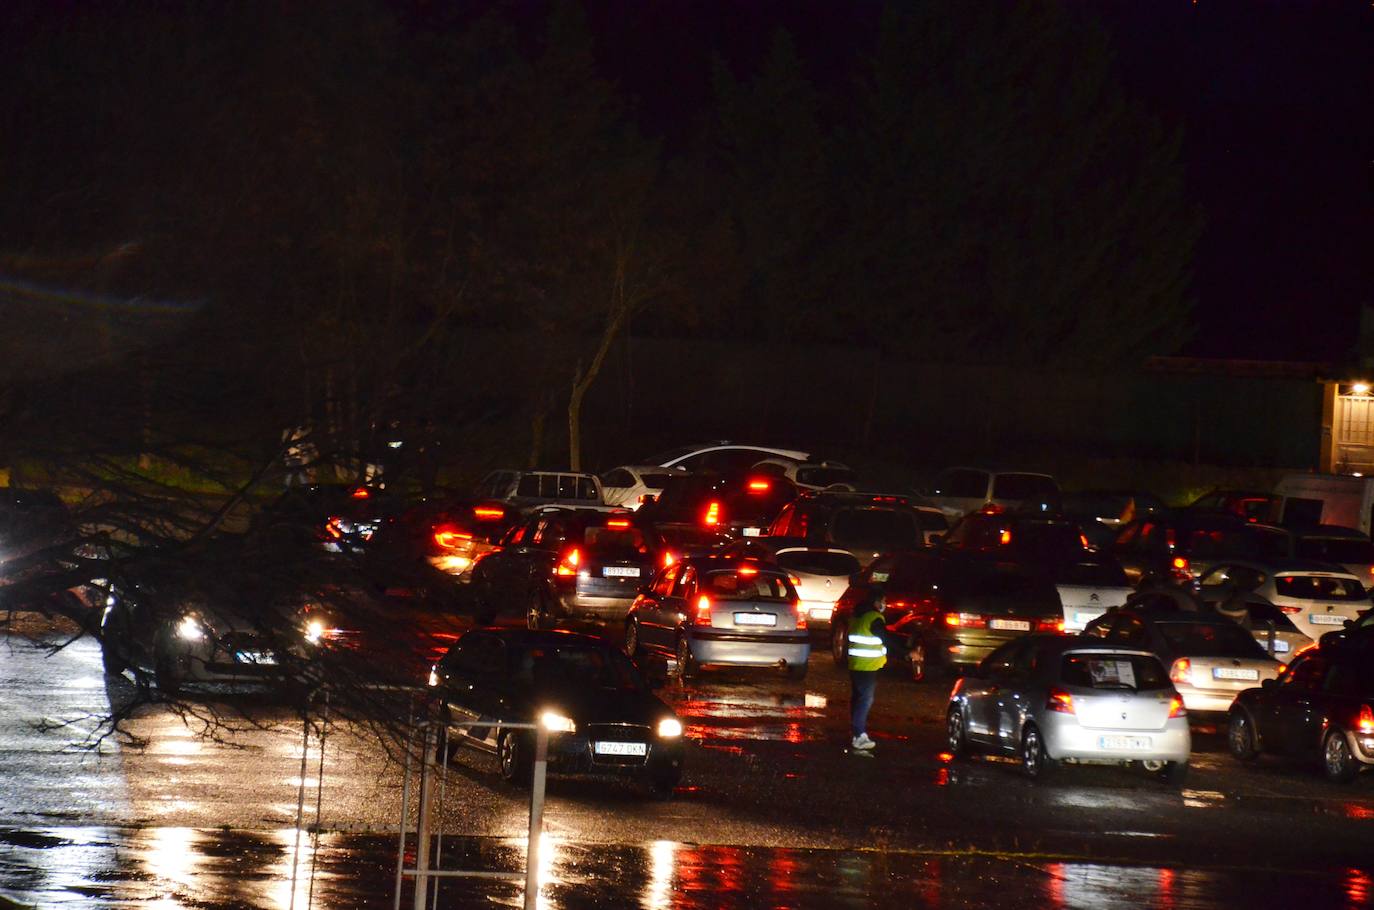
[540,711,576,734]
[657,717,683,738]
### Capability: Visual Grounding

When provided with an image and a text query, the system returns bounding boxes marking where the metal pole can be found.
[393,702,415,910]
[430,718,448,910]
[523,727,548,910]
[307,692,329,910]
[412,714,436,910]
[289,702,312,910]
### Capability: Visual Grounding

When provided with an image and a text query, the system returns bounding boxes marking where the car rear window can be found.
[1056,559,1129,587]
[700,570,793,602]
[1295,537,1374,565]
[1155,621,1268,658]
[992,474,1058,502]
[1245,601,1300,631]
[639,473,674,490]
[1061,653,1171,691]
[830,508,920,549]
[1274,574,1367,601]
[1007,521,1087,562]
[796,466,857,488]
[776,550,860,577]
[583,526,651,556]
[936,469,988,499]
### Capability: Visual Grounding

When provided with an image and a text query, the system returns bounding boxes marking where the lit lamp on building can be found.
[1352,382,1372,396]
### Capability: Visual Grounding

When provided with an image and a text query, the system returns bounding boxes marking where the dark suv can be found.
[472,509,670,628]
[831,550,1063,680]
[764,492,943,568]
[1110,513,1290,589]
[638,471,797,548]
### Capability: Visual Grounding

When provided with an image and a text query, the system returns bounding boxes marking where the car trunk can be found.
[1067,689,1175,731]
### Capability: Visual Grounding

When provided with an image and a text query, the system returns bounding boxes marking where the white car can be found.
[1195,558,1371,643]
[599,465,686,510]
[770,547,860,631]
[643,442,810,473]
[924,467,1061,520]
[947,635,1191,783]
[751,458,857,492]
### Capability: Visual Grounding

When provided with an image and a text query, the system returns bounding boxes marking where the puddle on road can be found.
[672,689,833,744]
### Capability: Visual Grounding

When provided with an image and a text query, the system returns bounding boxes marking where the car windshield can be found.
[796,466,857,487]
[1274,574,1367,601]
[1061,653,1171,691]
[700,569,793,602]
[1155,621,1269,658]
[517,645,645,692]
[776,550,860,577]
[1295,536,1374,565]
[830,508,920,549]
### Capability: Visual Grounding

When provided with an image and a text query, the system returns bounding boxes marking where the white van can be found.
[1273,473,1374,535]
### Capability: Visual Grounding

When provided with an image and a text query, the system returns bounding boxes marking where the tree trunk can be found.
[568,291,631,473]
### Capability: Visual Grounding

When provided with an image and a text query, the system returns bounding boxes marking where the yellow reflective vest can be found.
[847,609,887,671]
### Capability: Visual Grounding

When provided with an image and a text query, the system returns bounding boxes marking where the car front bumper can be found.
[1041,714,1191,763]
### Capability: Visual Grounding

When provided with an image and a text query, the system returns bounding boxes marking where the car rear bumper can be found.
[1042,715,1191,763]
[1175,685,1243,713]
[687,630,811,668]
[558,592,636,622]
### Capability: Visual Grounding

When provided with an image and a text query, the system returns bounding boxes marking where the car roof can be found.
[1292,525,1371,540]
[681,554,786,571]
[1211,557,1356,576]
[941,466,1055,479]
[797,490,914,505]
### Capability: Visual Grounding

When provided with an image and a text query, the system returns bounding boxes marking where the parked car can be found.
[430,628,685,796]
[642,442,809,472]
[768,546,860,632]
[639,471,798,544]
[938,510,1132,632]
[1228,637,1374,782]
[624,555,810,680]
[1082,593,1284,712]
[1193,558,1370,644]
[1060,490,1167,548]
[599,465,686,510]
[763,491,941,568]
[751,458,858,492]
[924,468,1061,520]
[1272,472,1374,536]
[1187,489,1278,523]
[472,509,670,628]
[474,470,605,512]
[831,551,1064,680]
[1109,512,1290,589]
[947,634,1191,782]
[1289,525,1374,582]
[256,484,405,556]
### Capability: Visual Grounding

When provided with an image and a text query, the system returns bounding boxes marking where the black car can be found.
[831,550,1065,680]
[473,508,670,628]
[430,628,684,796]
[1110,512,1290,589]
[364,498,515,588]
[256,484,405,555]
[639,471,797,547]
[763,491,942,568]
[1059,489,1166,548]
[1228,636,1374,782]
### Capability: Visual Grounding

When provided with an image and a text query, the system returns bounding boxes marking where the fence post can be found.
[523,726,548,910]
[412,715,436,910]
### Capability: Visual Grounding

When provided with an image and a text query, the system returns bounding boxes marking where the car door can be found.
[991,638,1040,752]
[1272,653,1331,755]
[962,640,1022,745]
[480,517,539,612]
[442,633,511,750]
[639,565,682,650]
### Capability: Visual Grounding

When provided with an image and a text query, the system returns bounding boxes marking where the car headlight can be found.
[540,710,576,734]
[657,717,683,738]
[427,667,440,687]
[176,615,205,642]
[304,619,329,644]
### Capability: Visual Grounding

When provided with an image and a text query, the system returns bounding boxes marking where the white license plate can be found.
[593,741,647,756]
[989,619,1031,632]
[1098,735,1151,751]
[1309,613,1345,625]
[734,612,777,627]
[1271,639,1291,653]
[602,566,640,578]
[235,650,276,665]
[741,527,762,537]
[1212,667,1259,681]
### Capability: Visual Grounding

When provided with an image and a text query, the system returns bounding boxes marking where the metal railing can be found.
[393,704,548,910]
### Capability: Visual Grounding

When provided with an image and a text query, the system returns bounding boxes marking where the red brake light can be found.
[794,600,807,630]
[738,565,759,577]
[1080,534,1091,550]
[949,677,965,697]
[703,501,721,526]
[1047,687,1075,714]
[1278,604,1302,615]
[943,612,987,628]
[1037,617,1066,634]
[747,479,771,492]
[606,518,631,529]
[1168,695,1187,718]
[980,502,1003,515]
[1358,704,1374,735]
[694,595,713,626]
[999,529,1012,545]
[473,506,505,520]
[325,517,344,539]
[1170,657,1192,684]
[433,525,472,548]
[556,548,580,576]
[350,487,370,499]
[662,551,676,568]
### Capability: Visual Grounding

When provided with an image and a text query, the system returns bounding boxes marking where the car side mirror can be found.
[1261,678,1277,690]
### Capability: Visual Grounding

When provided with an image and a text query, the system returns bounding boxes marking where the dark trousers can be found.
[850,670,877,738]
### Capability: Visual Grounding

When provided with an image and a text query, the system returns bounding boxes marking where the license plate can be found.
[734,612,777,627]
[741,527,762,537]
[989,619,1031,631]
[603,566,640,578]
[1271,639,1291,653]
[593,741,647,756]
[1213,667,1259,681]
[1098,735,1151,751]
[235,650,276,665]
[1309,613,1345,625]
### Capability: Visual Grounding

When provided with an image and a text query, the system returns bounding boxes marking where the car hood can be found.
[528,684,672,727]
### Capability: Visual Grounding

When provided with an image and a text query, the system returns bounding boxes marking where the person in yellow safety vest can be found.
[847,591,887,751]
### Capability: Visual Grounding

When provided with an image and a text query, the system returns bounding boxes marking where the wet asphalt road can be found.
[1,611,1372,908]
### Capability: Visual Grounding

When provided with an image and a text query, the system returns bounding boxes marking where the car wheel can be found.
[675,636,698,681]
[1021,724,1057,780]
[908,638,928,683]
[786,660,808,681]
[946,707,968,758]
[1227,710,1259,762]
[498,731,531,785]
[1323,729,1359,784]
[831,624,847,668]
[1159,760,1189,786]
[154,642,186,697]
[624,619,642,658]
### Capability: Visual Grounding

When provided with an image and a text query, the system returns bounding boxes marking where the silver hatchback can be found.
[947,635,1191,783]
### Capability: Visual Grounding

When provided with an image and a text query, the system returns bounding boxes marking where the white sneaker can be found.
[851,734,876,751]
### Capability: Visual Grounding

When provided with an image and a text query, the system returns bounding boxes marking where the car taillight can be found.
[556,548,580,577]
[1170,556,1190,580]
[1170,657,1191,684]
[325,516,344,539]
[747,479,771,492]
[1047,687,1075,714]
[794,600,807,630]
[943,612,987,628]
[1037,617,1066,634]
[350,487,370,499]
[1168,695,1187,718]
[1079,534,1091,550]
[473,506,505,520]
[738,565,759,576]
[1278,604,1302,615]
[703,501,721,526]
[662,551,676,568]
[999,529,1012,545]
[607,518,631,529]
[433,525,472,549]
[694,595,713,626]
[980,502,1003,515]
[1358,704,1374,735]
[949,677,964,698]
